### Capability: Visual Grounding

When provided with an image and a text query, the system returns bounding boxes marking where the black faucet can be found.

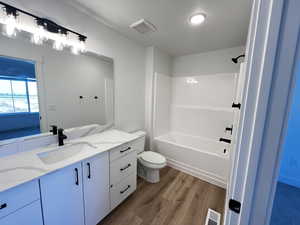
[50,125,58,135]
[58,128,67,146]
[219,138,231,144]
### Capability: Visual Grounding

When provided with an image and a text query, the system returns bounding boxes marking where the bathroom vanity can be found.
[0,13,144,225]
[0,129,143,225]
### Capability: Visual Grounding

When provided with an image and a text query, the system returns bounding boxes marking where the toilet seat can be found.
[138,151,166,169]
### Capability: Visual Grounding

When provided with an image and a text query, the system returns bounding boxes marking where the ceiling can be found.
[66,0,252,56]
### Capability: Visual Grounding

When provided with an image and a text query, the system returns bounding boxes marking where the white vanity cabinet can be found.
[82,152,110,225]
[0,131,141,225]
[109,141,138,210]
[40,152,110,225]
[0,180,43,225]
[40,162,85,225]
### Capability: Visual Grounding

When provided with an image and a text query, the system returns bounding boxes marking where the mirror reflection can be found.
[0,35,114,141]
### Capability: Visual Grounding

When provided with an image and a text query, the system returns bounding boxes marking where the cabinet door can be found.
[0,200,43,225]
[83,152,110,225]
[40,162,85,225]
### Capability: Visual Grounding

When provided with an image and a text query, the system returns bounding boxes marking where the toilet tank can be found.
[132,131,146,154]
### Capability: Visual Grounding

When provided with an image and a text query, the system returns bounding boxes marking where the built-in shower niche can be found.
[153,73,237,187]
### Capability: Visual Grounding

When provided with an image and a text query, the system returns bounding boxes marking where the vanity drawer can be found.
[110,151,137,186]
[110,142,135,161]
[110,173,136,210]
[0,200,43,225]
[0,180,40,219]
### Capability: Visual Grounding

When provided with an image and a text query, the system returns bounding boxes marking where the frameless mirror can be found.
[0,34,114,141]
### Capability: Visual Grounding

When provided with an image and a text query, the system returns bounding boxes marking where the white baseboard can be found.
[166,157,227,188]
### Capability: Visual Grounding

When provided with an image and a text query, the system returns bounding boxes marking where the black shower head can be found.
[232,54,245,64]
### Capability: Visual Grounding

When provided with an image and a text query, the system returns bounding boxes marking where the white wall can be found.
[144,47,155,149]
[4,0,146,132]
[153,73,172,137]
[172,46,245,76]
[144,46,172,149]
[153,47,172,75]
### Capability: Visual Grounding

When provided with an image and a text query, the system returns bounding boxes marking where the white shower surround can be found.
[153,73,237,188]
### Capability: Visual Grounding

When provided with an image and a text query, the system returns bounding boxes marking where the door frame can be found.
[226,0,300,224]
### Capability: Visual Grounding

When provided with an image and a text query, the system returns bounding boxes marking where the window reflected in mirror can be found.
[0,56,40,140]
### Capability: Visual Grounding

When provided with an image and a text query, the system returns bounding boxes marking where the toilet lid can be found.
[140,151,166,165]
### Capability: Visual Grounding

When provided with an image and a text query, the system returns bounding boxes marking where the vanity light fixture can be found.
[31,25,46,45]
[0,1,87,54]
[2,5,19,37]
[31,19,47,45]
[189,13,206,26]
[53,29,68,51]
[71,35,87,55]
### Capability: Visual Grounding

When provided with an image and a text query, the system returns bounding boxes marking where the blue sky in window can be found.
[0,80,14,113]
[0,79,11,95]
[0,79,39,113]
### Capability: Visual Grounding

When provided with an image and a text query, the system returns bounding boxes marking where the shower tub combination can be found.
[152,73,237,188]
[154,132,230,188]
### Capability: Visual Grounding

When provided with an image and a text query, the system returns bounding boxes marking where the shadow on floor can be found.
[270,182,300,225]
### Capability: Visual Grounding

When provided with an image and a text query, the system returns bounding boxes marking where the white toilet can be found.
[133,131,167,183]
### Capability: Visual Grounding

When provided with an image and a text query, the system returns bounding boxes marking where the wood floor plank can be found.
[98,167,226,225]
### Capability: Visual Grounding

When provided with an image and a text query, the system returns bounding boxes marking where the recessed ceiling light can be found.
[189,13,206,26]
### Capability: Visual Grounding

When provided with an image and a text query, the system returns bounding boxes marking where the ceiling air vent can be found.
[130,19,157,34]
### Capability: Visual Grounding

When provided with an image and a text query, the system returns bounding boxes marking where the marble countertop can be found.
[0,129,141,193]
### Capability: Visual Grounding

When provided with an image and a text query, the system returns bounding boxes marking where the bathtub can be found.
[154,132,230,188]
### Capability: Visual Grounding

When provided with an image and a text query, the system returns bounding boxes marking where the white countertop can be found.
[0,129,141,193]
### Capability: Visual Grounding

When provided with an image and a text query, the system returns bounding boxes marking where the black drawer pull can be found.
[75,168,79,185]
[120,164,131,171]
[0,203,7,210]
[87,163,91,179]
[120,185,131,194]
[120,147,131,153]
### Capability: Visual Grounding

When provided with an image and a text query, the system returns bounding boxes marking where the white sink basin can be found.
[37,142,96,165]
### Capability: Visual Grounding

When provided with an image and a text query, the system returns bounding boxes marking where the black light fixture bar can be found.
[0,1,87,41]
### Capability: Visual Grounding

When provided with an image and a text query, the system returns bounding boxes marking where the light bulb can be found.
[71,44,80,55]
[53,33,67,51]
[78,40,86,53]
[71,39,86,55]
[53,39,64,51]
[72,48,80,55]
[3,14,18,37]
[31,25,47,45]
